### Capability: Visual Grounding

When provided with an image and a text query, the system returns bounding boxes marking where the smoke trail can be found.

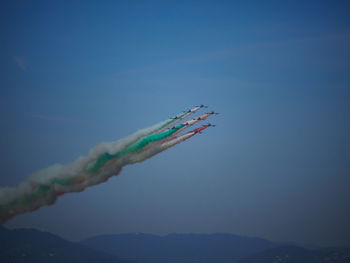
[131,131,197,163]
[142,113,213,152]
[0,109,201,224]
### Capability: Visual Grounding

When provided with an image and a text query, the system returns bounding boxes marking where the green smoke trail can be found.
[0,108,205,224]
[88,124,185,173]
[0,124,187,212]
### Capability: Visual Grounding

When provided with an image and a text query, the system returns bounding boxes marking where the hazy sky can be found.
[1,0,350,247]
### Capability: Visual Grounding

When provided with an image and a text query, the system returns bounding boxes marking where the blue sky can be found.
[1,0,350,246]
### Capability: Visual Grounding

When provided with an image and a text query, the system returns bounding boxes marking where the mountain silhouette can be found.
[0,225,132,263]
[2,225,349,263]
[236,245,350,263]
[82,232,277,263]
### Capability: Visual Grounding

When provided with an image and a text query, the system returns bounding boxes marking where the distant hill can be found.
[81,232,277,263]
[236,245,350,263]
[2,225,349,263]
[0,226,132,263]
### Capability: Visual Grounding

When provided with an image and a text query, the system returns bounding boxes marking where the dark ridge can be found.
[0,226,133,263]
[236,245,350,263]
[82,232,277,263]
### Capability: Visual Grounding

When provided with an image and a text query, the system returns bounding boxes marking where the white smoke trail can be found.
[0,113,199,224]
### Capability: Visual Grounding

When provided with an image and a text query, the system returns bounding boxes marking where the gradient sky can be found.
[1,0,350,247]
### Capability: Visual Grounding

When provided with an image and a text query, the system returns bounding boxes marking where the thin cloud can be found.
[29,113,90,124]
[14,56,27,71]
[114,31,350,80]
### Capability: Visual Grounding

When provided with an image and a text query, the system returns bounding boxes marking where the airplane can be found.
[197,104,208,108]
[170,105,209,119]
[194,112,219,121]
[185,104,208,113]
[193,123,216,134]
[206,111,219,115]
